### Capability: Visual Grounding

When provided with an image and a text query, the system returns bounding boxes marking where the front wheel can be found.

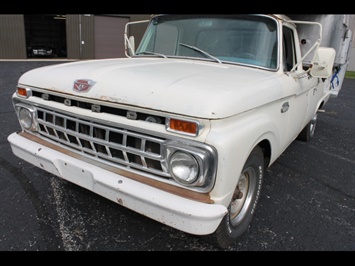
[209,146,264,249]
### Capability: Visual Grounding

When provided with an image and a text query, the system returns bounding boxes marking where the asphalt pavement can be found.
[0,60,354,253]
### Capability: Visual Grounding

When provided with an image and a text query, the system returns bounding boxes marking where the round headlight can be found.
[169,151,199,184]
[19,107,33,130]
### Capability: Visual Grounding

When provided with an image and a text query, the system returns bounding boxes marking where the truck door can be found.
[281,25,313,146]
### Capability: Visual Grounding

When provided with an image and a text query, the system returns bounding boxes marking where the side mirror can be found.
[127,36,135,56]
[124,35,135,57]
[310,47,336,78]
[124,19,149,57]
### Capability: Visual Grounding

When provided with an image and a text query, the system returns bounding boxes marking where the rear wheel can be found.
[297,113,317,142]
[209,146,264,249]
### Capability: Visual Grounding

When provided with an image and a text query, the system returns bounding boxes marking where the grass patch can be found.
[345,71,355,79]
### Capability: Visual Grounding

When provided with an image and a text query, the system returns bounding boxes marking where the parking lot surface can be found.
[0,60,354,252]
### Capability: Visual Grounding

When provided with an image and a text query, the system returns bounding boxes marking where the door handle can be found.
[281,102,289,113]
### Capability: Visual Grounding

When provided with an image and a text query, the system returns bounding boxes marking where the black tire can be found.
[209,145,264,249]
[297,113,317,142]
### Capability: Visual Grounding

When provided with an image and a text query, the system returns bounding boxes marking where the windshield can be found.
[135,15,278,69]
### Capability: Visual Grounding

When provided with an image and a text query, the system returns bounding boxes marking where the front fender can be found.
[206,107,284,207]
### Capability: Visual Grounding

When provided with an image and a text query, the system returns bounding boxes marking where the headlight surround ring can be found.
[165,141,217,190]
[15,103,38,132]
[19,108,33,129]
[169,151,199,185]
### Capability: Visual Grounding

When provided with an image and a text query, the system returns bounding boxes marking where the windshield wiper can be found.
[135,51,167,58]
[179,43,222,64]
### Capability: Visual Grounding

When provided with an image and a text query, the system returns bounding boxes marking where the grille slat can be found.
[36,107,169,178]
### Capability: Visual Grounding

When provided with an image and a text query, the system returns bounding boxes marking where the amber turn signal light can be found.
[16,87,31,98]
[169,118,197,135]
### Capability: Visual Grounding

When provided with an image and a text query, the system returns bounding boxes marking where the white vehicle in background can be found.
[8,14,352,249]
[28,45,53,57]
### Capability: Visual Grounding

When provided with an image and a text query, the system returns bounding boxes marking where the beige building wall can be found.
[0,15,27,59]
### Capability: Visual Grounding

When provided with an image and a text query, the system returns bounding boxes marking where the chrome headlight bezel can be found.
[15,103,38,132]
[165,141,217,190]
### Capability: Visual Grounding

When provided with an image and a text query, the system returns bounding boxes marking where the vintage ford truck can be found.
[7,14,352,248]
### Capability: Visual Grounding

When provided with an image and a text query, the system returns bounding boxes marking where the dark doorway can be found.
[24,14,67,58]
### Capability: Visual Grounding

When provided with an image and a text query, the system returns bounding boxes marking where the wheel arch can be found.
[257,139,271,168]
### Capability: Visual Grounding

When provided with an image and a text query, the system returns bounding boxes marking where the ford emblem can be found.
[73,79,96,92]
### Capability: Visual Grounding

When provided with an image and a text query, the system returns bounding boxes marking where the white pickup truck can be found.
[8,14,352,249]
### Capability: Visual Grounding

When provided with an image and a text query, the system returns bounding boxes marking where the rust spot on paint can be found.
[117,198,123,205]
[99,96,122,102]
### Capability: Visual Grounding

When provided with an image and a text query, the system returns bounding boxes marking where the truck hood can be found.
[19,58,283,119]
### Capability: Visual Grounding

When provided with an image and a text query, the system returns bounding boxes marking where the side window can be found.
[282,26,296,72]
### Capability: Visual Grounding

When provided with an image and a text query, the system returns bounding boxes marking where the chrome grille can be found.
[36,106,170,178]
